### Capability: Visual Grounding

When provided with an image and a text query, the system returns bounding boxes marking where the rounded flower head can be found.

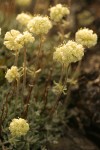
[16,31,35,45]
[27,16,52,35]
[53,44,67,64]
[65,40,84,63]
[75,28,97,48]
[49,4,70,22]
[9,118,29,137]
[16,13,32,26]
[23,31,35,43]
[4,30,23,50]
[15,0,32,7]
[5,66,20,83]
[53,40,84,65]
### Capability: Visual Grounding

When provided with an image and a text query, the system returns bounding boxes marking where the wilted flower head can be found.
[49,4,70,22]
[9,118,29,137]
[15,0,32,7]
[4,30,23,50]
[53,81,67,95]
[75,28,97,48]
[53,40,84,65]
[27,15,52,35]
[5,66,20,83]
[16,13,32,26]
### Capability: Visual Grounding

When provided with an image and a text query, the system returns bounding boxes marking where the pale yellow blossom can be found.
[16,13,32,26]
[15,31,35,45]
[50,4,70,22]
[4,30,23,50]
[53,40,84,65]
[75,28,97,48]
[9,118,29,137]
[27,16,52,35]
[5,66,20,83]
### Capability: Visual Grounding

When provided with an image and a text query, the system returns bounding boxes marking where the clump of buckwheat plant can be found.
[0,2,98,150]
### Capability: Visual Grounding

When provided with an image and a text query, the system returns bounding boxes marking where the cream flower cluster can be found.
[16,31,35,45]
[4,30,23,50]
[22,31,35,43]
[49,4,70,22]
[75,28,97,48]
[5,66,20,83]
[53,40,84,65]
[4,30,35,50]
[9,118,29,137]
[15,0,32,7]
[16,13,32,26]
[27,16,52,35]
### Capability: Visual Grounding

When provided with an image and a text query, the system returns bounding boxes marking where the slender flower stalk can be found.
[14,79,20,114]
[50,64,68,115]
[16,79,20,102]
[14,50,19,66]
[58,22,65,42]
[14,50,19,105]
[64,64,70,86]
[72,60,82,79]
[65,60,82,106]
[36,36,43,69]
[59,63,65,84]
[23,47,27,93]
